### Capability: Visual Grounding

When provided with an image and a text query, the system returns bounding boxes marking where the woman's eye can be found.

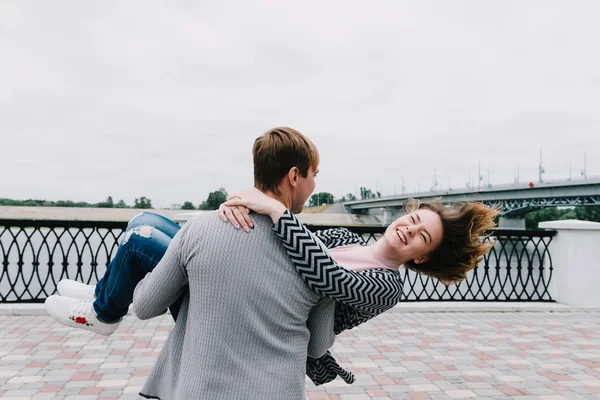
[410,216,415,223]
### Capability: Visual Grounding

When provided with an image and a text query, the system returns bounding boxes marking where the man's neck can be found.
[262,190,292,210]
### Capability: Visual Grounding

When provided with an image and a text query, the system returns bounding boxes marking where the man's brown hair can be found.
[253,127,319,193]
[403,198,500,284]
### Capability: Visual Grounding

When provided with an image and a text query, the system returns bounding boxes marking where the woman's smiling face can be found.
[382,209,443,265]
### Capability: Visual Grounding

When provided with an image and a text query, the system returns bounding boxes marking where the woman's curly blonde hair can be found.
[402,198,500,285]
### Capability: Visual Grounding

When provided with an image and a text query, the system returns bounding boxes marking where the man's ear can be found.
[288,167,299,187]
[413,256,429,265]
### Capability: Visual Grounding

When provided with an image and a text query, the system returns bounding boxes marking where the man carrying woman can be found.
[46,127,498,399]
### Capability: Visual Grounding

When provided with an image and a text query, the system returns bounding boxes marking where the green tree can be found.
[575,205,600,222]
[360,187,378,199]
[181,201,195,210]
[115,199,128,208]
[525,208,560,229]
[198,188,228,210]
[0,198,20,206]
[134,196,153,209]
[309,192,335,207]
[523,207,592,229]
[559,209,577,220]
[54,200,74,207]
[23,199,45,207]
[97,196,114,208]
[346,193,357,201]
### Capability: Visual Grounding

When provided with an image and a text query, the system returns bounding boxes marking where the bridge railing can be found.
[0,219,555,303]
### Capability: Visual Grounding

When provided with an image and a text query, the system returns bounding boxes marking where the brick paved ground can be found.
[1,311,599,399]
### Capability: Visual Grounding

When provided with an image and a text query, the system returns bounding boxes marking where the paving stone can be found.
[3,311,600,399]
[32,393,61,400]
[3,389,40,397]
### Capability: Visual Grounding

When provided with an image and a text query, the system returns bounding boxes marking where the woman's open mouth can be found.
[396,230,407,245]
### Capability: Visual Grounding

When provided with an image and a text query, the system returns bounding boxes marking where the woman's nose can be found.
[405,226,414,236]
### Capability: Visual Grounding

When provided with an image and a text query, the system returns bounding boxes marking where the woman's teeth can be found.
[397,230,407,245]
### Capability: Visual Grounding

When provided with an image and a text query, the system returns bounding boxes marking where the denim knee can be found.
[127,212,161,231]
[126,212,181,238]
[121,225,154,246]
[118,225,173,272]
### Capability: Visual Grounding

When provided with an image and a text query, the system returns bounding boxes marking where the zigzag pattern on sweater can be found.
[274,212,402,315]
[306,351,355,386]
[313,228,365,249]
[274,210,404,386]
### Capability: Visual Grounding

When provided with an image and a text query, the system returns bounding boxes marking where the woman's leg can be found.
[125,212,182,237]
[94,212,181,299]
[48,212,187,334]
[93,213,183,322]
[93,224,176,323]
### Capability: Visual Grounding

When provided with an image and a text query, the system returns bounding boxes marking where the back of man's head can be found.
[253,127,319,193]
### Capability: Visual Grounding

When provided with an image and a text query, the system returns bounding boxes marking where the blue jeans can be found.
[94,212,184,323]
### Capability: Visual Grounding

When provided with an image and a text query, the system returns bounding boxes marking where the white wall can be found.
[539,219,600,308]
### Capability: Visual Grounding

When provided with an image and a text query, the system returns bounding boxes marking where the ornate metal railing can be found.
[336,227,556,301]
[0,219,555,303]
[0,220,126,303]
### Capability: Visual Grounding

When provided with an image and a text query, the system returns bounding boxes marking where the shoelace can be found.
[72,300,94,317]
[79,285,95,295]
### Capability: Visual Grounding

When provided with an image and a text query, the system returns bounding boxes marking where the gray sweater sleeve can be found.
[305,298,336,358]
[132,222,189,320]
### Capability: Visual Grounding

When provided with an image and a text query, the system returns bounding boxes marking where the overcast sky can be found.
[2,1,599,208]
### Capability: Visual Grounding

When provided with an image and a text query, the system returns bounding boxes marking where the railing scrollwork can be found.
[1,219,555,303]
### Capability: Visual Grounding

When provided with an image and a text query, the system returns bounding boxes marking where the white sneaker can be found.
[57,279,96,300]
[44,295,120,336]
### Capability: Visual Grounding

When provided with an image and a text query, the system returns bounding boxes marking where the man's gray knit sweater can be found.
[132,212,335,400]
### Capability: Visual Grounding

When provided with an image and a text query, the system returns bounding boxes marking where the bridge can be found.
[344,177,600,228]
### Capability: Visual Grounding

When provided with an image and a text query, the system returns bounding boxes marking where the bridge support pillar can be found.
[498,217,526,229]
[539,220,600,307]
[382,208,394,226]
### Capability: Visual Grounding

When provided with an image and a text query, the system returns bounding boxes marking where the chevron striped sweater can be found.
[273,210,403,385]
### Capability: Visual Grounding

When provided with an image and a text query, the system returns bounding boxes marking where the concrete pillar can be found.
[498,216,526,229]
[538,219,600,308]
[382,208,394,226]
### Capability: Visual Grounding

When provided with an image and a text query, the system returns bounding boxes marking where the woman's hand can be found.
[225,188,287,224]
[218,204,254,232]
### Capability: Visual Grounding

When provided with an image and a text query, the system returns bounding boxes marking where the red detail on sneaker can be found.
[70,316,94,326]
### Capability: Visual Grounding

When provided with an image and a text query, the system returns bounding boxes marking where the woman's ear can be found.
[439,278,456,286]
[413,256,429,265]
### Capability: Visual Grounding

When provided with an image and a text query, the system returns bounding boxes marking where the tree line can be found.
[0,196,154,209]
[0,186,380,211]
[0,188,232,211]
[525,206,600,229]
[4,189,598,226]
[309,187,379,207]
